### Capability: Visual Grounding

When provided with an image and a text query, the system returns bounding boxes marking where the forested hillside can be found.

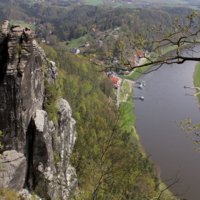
[0,0,196,43]
[35,41,177,199]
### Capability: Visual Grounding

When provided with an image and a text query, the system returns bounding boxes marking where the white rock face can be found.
[34,110,46,132]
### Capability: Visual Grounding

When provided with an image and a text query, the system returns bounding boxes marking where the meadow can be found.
[10,20,36,31]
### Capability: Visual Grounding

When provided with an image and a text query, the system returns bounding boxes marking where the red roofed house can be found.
[134,52,145,59]
[85,41,90,47]
[129,60,137,66]
[91,28,96,32]
[99,61,104,65]
[31,31,35,37]
[110,77,118,84]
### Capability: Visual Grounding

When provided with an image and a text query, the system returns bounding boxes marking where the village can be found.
[9,19,148,105]
[69,26,149,105]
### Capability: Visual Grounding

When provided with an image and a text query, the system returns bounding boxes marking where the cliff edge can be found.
[0,20,77,199]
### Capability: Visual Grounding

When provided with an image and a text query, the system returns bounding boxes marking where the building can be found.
[134,51,145,59]
[71,48,80,54]
[110,77,118,84]
[128,60,137,66]
[112,57,118,64]
[41,38,45,43]
[106,71,117,78]
[84,42,90,47]
[95,40,103,47]
[99,61,104,65]
[31,31,35,37]
[48,30,52,35]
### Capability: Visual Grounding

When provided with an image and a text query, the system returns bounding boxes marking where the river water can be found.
[133,45,200,200]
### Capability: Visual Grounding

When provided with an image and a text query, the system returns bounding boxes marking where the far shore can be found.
[120,43,197,81]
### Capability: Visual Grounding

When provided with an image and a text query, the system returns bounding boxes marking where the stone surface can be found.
[18,189,41,200]
[0,150,26,191]
[0,21,77,199]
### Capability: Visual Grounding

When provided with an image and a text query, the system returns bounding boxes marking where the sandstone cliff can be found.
[0,20,77,199]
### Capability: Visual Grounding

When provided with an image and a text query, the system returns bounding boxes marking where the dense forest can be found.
[0,0,196,43]
[38,42,176,199]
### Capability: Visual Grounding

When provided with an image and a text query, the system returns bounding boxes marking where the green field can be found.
[84,0,102,6]
[140,0,188,3]
[194,62,200,103]
[10,20,36,31]
[122,81,130,93]
[189,6,200,10]
[66,34,95,50]
[120,80,137,137]
[84,0,135,8]
[84,0,188,7]
[26,2,37,5]
[120,102,136,137]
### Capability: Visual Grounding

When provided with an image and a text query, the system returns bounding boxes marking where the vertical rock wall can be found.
[0,20,77,199]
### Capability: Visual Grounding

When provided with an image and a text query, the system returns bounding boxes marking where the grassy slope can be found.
[120,102,136,136]
[120,81,137,137]
[10,20,36,31]
[194,62,200,103]
[66,34,95,50]
[84,0,135,8]
[84,0,188,7]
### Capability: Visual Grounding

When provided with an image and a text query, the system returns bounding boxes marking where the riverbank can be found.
[119,80,176,199]
[119,45,184,80]
[193,62,200,104]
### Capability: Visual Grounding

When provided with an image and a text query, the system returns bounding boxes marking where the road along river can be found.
[133,45,200,200]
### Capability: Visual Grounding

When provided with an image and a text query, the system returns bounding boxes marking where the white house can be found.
[71,48,80,54]
[84,42,90,47]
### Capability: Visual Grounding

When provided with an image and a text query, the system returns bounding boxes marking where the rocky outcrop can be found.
[0,20,77,199]
[0,150,26,191]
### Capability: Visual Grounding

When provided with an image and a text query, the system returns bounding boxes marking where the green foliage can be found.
[29,193,38,200]
[43,79,59,122]
[177,118,200,152]
[99,76,115,98]
[53,150,60,165]
[120,102,137,138]
[0,188,19,200]
[37,43,175,199]
[0,3,192,43]
[10,20,36,31]
[70,102,159,199]
[15,44,22,58]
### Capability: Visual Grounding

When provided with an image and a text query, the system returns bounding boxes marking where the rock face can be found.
[0,20,77,199]
[0,150,26,191]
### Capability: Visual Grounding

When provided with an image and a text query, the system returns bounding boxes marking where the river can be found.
[133,45,200,200]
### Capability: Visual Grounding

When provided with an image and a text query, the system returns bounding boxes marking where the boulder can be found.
[0,150,26,191]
